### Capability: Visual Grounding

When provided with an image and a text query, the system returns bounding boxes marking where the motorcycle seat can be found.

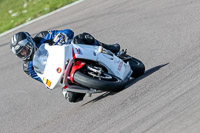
[101,43,120,53]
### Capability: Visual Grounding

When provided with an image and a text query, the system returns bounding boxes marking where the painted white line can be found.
[0,0,85,38]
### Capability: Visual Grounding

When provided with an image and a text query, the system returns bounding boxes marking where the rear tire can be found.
[73,71,126,92]
[127,57,145,78]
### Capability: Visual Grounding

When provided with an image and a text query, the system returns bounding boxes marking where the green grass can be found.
[0,0,76,34]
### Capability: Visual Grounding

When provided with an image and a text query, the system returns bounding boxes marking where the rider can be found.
[9,29,120,102]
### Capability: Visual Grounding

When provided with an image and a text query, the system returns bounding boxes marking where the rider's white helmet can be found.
[10,32,36,61]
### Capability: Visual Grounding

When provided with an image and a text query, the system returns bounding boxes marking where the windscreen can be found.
[33,44,49,74]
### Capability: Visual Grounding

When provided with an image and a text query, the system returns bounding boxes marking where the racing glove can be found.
[53,33,68,45]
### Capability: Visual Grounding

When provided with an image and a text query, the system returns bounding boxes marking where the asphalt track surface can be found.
[1,0,200,132]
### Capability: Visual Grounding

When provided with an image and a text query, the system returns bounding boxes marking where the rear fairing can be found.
[70,44,132,81]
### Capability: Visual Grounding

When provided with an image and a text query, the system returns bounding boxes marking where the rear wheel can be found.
[119,54,145,78]
[127,57,145,78]
[73,65,126,92]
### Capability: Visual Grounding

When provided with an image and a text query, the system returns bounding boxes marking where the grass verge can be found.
[0,0,76,34]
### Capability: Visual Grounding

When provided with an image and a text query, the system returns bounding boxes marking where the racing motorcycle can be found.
[33,43,145,102]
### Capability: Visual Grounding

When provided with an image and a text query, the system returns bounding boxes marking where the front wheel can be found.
[67,91,86,103]
[73,68,126,92]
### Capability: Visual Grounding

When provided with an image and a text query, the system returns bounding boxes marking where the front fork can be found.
[61,60,85,99]
[61,60,103,99]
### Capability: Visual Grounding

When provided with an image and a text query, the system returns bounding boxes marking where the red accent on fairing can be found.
[70,61,86,83]
[63,86,68,89]
[72,48,76,59]
[76,48,79,54]
[118,62,123,71]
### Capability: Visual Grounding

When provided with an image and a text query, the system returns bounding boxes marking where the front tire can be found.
[73,71,126,92]
[68,91,86,103]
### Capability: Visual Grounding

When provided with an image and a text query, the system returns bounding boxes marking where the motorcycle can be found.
[33,43,145,102]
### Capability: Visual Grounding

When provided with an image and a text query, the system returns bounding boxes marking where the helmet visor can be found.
[16,42,32,60]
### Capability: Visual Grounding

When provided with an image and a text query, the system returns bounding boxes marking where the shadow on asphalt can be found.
[82,63,169,106]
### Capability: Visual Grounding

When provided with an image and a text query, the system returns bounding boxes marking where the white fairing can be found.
[33,44,68,89]
[43,45,66,89]
[33,43,132,90]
